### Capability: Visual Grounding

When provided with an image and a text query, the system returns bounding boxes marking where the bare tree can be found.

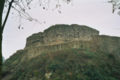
[0,0,6,79]
[108,0,120,15]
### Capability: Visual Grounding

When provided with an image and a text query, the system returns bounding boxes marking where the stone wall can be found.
[13,24,120,60]
[26,24,99,47]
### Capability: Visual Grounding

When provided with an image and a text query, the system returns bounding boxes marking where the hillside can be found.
[2,24,120,80]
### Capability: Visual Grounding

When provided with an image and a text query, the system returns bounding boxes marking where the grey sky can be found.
[2,0,120,59]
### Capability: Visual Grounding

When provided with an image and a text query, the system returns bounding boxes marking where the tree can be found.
[0,0,6,79]
[108,0,120,15]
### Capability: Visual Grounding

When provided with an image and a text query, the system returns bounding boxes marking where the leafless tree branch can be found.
[2,0,14,30]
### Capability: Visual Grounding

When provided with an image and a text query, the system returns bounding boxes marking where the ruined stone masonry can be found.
[14,24,120,60]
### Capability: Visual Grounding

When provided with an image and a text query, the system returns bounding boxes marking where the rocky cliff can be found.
[2,24,120,80]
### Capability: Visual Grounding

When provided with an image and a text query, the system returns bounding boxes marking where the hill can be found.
[2,24,120,80]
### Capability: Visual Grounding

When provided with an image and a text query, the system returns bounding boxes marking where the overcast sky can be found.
[2,0,120,59]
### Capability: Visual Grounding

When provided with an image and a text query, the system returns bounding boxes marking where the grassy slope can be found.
[2,48,120,80]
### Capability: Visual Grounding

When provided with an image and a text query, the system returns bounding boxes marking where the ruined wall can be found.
[13,24,120,60]
[23,36,120,59]
[26,24,99,47]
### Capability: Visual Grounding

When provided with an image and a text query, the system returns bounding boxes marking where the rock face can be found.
[2,24,120,80]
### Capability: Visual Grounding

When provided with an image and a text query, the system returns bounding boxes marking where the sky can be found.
[2,0,120,59]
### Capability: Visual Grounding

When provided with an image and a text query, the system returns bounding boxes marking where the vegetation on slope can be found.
[2,48,120,80]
